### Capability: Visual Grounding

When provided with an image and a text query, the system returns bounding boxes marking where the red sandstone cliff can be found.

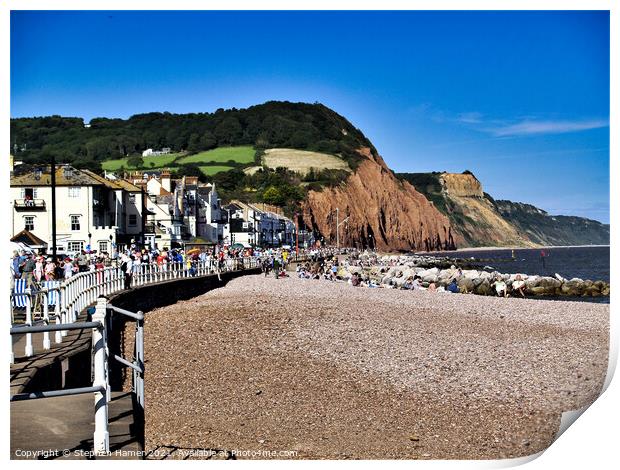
[301,148,460,252]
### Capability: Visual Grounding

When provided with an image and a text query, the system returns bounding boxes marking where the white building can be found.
[142,148,171,157]
[222,201,296,247]
[10,164,144,255]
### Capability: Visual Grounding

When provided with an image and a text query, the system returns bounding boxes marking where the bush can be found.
[127,156,144,168]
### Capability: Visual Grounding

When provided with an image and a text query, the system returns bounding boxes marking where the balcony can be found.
[14,199,46,211]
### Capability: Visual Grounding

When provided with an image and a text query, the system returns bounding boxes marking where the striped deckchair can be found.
[42,281,61,306]
[12,279,30,308]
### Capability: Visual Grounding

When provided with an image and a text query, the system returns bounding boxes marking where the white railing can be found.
[10,257,260,362]
[9,257,260,456]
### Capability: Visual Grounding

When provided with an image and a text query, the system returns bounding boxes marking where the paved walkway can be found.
[11,391,143,460]
[10,312,92,396]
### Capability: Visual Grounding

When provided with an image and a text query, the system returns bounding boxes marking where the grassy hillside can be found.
[102,153,181,171]
[198,165,236,176]
[177,146,255,165]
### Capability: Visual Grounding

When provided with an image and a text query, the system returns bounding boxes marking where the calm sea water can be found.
[433,246,610,303]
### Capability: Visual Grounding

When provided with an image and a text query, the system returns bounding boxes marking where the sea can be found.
[432,246,610,304]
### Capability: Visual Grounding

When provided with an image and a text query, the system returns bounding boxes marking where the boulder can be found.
[475,279,492,296]
[530,286,549,296]
[539,277,561,289]
[463,270,480,280]
[458,277,475,293]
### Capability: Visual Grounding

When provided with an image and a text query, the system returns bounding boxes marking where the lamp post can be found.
[50,154,57,261]
[295,212,299,256]
[335,208,349,249]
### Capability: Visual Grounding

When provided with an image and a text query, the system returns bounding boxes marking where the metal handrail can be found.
[10,321,101,334]
[107,305,144,321]
[11,385,106,402]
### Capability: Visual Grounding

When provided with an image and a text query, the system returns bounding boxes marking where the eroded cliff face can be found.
[440,172,483,198]
[301,148,459,252]
[435,173,533,247]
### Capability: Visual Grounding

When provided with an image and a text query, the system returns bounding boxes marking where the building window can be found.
[128,214,137,226]
[98,241,108,253]
[71,215,81,231]
[68,241,83,252]
[129,194,136,203]
[24,216,34,231]
[68,187,81,198]
[20,188,38,199]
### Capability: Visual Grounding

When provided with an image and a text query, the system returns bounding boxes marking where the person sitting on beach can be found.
[493,279,509,297]
[402,276,415,290]
[446,279,460,294]
[511,274,526,298]
[330,263,338,281]
[428,282,437,292]
[351,272,361,287]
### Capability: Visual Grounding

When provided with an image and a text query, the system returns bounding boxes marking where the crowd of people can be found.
[10,243,268,291]
[11,242,346,293]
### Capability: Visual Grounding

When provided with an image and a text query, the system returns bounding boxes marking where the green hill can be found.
[10,101,376,171]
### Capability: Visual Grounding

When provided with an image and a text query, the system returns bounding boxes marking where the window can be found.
[20,188,37,199]
[71,215,81,231]
[98,241,108,253]
[68,241,83,252]
[128,214,137,226]
[129,194,136,203]
[68,187,81,198]
[24,216,34,231]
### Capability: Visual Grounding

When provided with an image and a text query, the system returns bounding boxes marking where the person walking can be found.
[77,250,88,272]
[34,256,44,282]
[20,253,36,288]
[63,258,74,280]
[122,254,134,290]
[273,256,280,279]
[44,258,56,281]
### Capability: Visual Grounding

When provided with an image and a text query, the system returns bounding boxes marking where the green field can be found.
[101,153,181,171]
[198,165,235,176]
[177,146,255,165]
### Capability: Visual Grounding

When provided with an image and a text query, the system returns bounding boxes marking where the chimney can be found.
[161,170,171,192]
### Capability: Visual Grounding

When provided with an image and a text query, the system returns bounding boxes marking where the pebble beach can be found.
[143,274,609,460]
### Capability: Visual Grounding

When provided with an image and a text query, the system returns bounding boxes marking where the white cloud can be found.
[456,112,483,124]
[490,119,608,137]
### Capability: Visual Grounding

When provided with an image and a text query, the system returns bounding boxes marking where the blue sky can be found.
[11,10,610,223]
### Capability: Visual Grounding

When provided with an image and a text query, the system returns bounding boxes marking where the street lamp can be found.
[335,207,349,249]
